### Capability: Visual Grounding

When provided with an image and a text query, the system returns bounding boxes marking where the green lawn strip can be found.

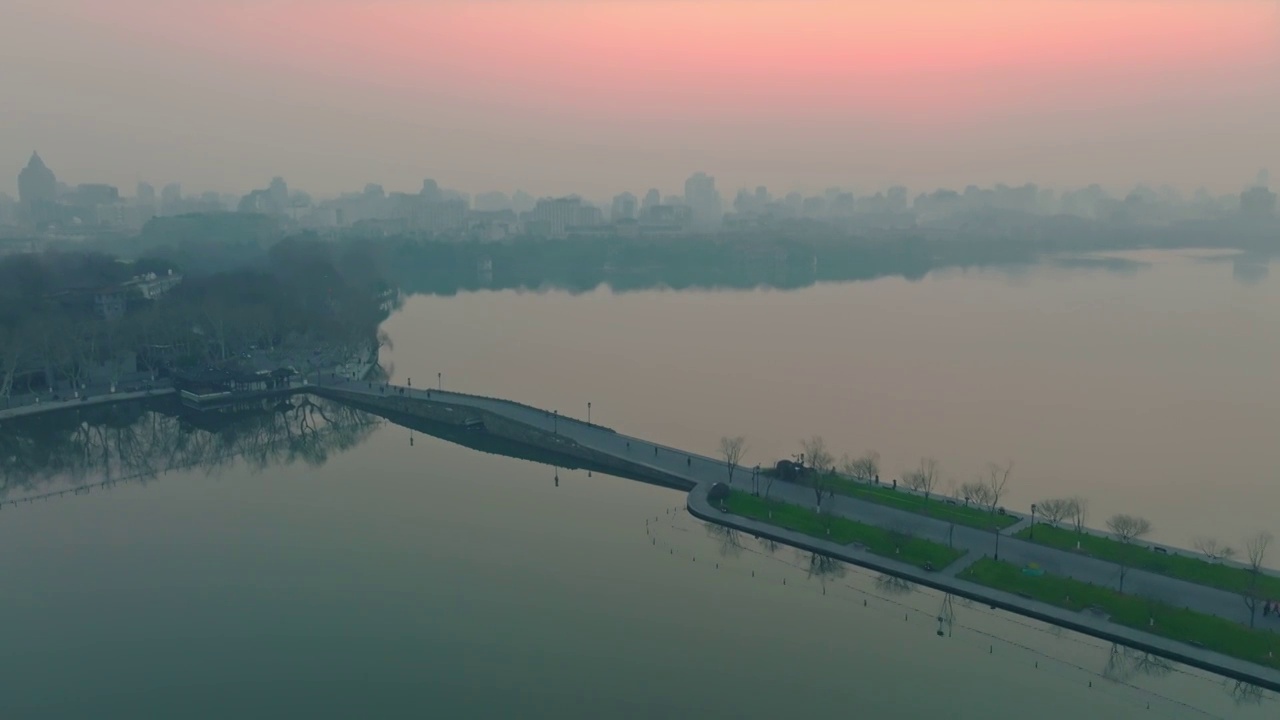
[723,490,965,570]
[959,558,1280,670]
[812,474,1019,531]
[1014,524,1280,599]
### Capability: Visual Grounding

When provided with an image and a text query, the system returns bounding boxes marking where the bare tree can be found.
[812,473,836,513]
[961,479,994,513]
[1106,514,1152,544]
[1036,498,1074,528]
[842,450,880,482]
[1105,514,1151,592]
[982,460,1012,512]
[1242,531,1273,628]
[718,435,748,486]
[904,457,939,500]
[762,467,778,500]
[1068,496,1089,548]
[801,435,833,475]
[1192,537,1235,564]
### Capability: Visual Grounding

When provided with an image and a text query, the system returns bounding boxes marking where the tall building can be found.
[160,183,182,214]
[641,188,661,212]
[683,172,723,230]
[18,151,57,208]
[268,177,289,209]
[136,182,156,204]
[527,197,601,237]
[610,192,637,222]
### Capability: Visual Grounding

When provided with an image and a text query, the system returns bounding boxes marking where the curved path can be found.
[319,378,1280,691]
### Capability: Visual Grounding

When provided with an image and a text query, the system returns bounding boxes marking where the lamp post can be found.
[437,372,442,391]
[587,402,591,425]
[1030,503,1038,540]
[553,410,558,434]
[994,525,1001,561]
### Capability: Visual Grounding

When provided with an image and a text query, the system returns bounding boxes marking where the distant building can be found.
[469,209,519,240]
[1241,186,1276,219]
[610,192,638,222]
[69,183,119,207]
[684,172,723,230]
[526,197,603,238]
[18,152,57,224]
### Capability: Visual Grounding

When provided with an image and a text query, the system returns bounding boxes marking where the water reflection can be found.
[1228,679,1267,707]
[704,522,744,558]
[1102,644,1175,683]
[1233,256,1270,285]
[875,573,917,596]
[0,394,379,503]
[385,234,1238,297]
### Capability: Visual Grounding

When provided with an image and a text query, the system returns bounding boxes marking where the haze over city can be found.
[3,0,1279,199]
[5,2,1280,718]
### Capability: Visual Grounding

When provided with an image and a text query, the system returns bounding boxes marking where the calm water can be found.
[383,249,1280,550]
[1,250,1277,718]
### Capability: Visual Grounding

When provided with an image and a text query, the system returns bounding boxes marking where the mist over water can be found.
[0,382,1273,718]
[381,249,1280,552]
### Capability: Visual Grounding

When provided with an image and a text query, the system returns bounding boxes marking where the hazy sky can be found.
[3,0,1277,199]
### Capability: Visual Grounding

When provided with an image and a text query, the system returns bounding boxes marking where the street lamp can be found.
[438,372,442,391]
[994,525,1001,561]
[587,401,591,425]
[553,410,558,434]
[1031,503,1038,540]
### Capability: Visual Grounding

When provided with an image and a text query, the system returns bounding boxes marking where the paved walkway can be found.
[326,380,1279,627]
[320,380,1280,688]
[0,386,175,421]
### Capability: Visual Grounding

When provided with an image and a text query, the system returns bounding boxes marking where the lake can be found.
[1,249,1276,718]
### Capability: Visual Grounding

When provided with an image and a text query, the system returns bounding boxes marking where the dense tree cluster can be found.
[0,237,395,398]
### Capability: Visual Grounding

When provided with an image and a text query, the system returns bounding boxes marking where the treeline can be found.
[338,214,1280,298]
[0,237,396,397]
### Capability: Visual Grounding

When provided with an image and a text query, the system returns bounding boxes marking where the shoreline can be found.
[313,380,1280,692]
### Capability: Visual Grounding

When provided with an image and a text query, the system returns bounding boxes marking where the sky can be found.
[2,0,1278,199]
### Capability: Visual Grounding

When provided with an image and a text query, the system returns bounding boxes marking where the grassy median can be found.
[723,490,965,571]
[819,475,1020,530]
[959,558,1280,669]
[1014,524,1280,598]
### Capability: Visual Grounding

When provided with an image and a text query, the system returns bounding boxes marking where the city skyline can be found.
[3,0,1278,198]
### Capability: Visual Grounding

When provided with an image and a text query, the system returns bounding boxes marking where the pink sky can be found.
[4,0,1278,197]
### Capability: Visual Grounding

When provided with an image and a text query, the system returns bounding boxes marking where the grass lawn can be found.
[722,490,966,571]
[1014,524,1280,599]
[790,474,1020,531]
[959,558,1280,670]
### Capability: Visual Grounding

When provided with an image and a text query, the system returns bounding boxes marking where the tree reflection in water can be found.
[1101,643,1174,684]
[704,522,743,558]
[0,394,379,502]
